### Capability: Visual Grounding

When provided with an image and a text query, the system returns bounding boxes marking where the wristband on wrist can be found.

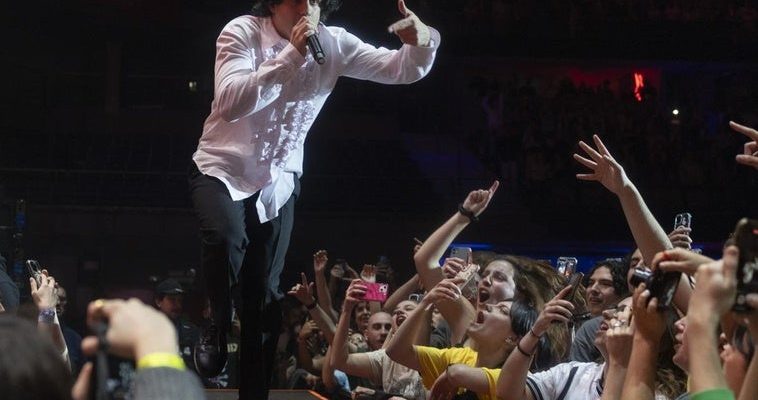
[137,352,186,371]
[305,300,318,311]
[516,341,533,358]
[529,327,542,338]
[457,203,479,223]
[38,308,56,324]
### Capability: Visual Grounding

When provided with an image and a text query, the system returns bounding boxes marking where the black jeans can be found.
[189,163,299,399]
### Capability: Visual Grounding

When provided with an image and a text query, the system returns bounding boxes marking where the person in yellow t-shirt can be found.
[387,278,522,400]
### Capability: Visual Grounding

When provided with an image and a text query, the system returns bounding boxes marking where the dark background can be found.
[2,0,757,329]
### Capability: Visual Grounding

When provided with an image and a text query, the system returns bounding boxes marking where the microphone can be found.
[306,33,326,65]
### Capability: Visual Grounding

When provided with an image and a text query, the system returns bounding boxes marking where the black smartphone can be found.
[733,218,758,312]
[630,266,681,310]
[674,213,692,230]
[554,272,584,324]
[566,272,585,301]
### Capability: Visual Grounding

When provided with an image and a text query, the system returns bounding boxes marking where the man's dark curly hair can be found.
[586,259,630,298]
[251,0,343,22]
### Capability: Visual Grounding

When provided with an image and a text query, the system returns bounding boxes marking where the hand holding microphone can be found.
[291,14,325,65]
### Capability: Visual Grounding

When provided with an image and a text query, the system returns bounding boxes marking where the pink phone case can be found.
[363,282,389,302]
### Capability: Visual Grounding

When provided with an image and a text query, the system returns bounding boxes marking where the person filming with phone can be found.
[189,1,440,398]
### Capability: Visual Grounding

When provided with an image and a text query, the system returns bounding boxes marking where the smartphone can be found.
[362,282,389,302]
[566,272,585,301]
[733,218,758,312]
[553,272,585,324]
[456,264,480,300]
[674,213,692,230]
[26,259,43,286]
[557,257,578,278]
[450,247,472,263]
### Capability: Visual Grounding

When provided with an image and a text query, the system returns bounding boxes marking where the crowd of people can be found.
[0,120,755,399]
[467,71,758,213]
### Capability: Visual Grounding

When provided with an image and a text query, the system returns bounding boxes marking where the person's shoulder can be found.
[322,25,355,42]
[222,15,265,34]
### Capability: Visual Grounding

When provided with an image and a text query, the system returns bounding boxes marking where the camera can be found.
[629,266,681,310]
[733,218,758,312]
[89,322,136,400]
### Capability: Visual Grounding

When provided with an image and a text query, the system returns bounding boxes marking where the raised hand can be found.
[574,135,630,195]
[84,298,177,360]
[668,227,693,250]
[31,269,58,310]
[298,319,319,342]
[531,286,575,336]
[313,250,328,274]
[360,264,377,283]
[652,248,714,276]
[729,121,758,169]
[631,284,667,342]
[689,246,738,319]
[441,257,466,279]
[461,180,499,217]
[288,272,316,306]
[344,279,368,308]
[387,0,431,46]
[606,315,635,366]
[424,277,465,305]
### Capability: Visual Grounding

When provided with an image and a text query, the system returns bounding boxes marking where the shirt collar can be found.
[260,17,289,52]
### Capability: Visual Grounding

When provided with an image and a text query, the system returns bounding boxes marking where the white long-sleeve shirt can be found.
[193,15,440,222]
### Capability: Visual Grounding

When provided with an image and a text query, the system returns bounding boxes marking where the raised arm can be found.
[386,278,460,370]
[497,286,573,400]
[686,247,738,396]
[738,294,758,400]
[341,0,439,84]
[620,285,667,400]
[330,280,375,378]
[313,250,339,323]
[31,270,68,364]
[413,181,498,341]
[574,135,671,266]
[602,316,634,400]
[288,272,336,342]
[382,274,420,314]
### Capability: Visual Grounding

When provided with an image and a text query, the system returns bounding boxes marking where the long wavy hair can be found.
[654,308,688,399]
[478,254,578,370]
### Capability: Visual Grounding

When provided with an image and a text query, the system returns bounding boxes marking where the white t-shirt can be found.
[525,361,604,400]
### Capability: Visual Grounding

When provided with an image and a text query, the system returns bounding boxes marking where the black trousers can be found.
[189,164,299,399]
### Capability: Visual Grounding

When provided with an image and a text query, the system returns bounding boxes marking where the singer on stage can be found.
[188,0,440,398]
